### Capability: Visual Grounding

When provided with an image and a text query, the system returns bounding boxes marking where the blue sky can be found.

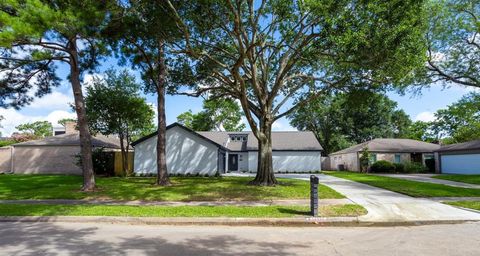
[0,58,475,136]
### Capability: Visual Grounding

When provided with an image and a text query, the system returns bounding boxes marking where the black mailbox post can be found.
[310,175,319,217]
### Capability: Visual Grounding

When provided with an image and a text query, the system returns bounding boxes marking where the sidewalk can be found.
[373,173,480,189]
[275,174,480,223]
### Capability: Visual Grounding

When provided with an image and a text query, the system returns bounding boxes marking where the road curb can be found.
[0,216,478,227]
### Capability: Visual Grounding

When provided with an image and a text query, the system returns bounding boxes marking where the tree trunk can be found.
[249,120,277,186]
[155,40,170,186]
[119,132,128,176]
[69,39,95,191]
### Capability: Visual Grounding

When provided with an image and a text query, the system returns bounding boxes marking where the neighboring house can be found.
[329,138,440,172]
[132,123,323,176]
[436,139,480,174]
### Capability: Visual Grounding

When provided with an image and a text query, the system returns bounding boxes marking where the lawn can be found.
[445,201,480,212]
[325,171,480,197]
[0,204,366,218]
[0,174,344,201]
[432,175,480,185]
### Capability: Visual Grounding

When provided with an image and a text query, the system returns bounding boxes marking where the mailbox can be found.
[310,175,319,216]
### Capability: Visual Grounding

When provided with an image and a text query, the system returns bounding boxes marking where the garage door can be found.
[441,154,480,174]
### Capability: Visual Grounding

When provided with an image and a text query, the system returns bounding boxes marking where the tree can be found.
[105,0,186,186]
[0,115,3,137]
[16,121,52,137]
[405,121,439,143]
[432,92,480,143]
[177,98,245,131]
[58,118,76,127]
[179,0,427,185]
[85,70,155,176]
[288,91,412,154]
[0,0,111,191]
[425,0,480,88]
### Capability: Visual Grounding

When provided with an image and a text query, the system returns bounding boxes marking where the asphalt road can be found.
[2,222,480,255]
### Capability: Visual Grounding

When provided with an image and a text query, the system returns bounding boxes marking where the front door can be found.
[228,154,238,171]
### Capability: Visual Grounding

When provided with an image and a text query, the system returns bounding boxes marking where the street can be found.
[1,222,480,255]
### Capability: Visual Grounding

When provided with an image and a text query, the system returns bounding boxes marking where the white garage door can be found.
[441,154,480,174]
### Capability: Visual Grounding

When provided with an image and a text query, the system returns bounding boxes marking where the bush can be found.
[393,163,405,173]
[370,160,395,173]
[404,162,428,173]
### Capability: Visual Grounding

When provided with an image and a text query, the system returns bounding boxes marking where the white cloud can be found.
[272,119,296,131]
[28,90,73,110]
[0,109,76,136]
[414,111,436,122]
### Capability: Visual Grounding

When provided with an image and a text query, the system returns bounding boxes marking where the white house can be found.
[132,123,323,175]
[436,139,480,174]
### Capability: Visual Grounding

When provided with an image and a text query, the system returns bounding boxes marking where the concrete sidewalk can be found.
[374,173,480,189]
[274,174,480,223]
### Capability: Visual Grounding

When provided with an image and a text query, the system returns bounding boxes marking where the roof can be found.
[13,133,124,149]
[330,138,440,155]
[437,139,480,152]
[132,123,323,152]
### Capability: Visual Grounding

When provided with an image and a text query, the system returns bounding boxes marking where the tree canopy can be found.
[177,99,245,131]
[15,120,52,138]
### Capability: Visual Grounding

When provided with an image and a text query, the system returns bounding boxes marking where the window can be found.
[369,154,377,164]
[394,154,401,163]
[239,155,243,161]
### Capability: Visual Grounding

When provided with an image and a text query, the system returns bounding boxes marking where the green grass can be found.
[445,201,480,211]
[432,175,480,185]
[0,174,344,201]
[0,204,366,218]
[325,171,480,197]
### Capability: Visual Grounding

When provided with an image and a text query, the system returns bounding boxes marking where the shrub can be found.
[370,160,395,173]
[404,162,428,173]
[393,163,405,173]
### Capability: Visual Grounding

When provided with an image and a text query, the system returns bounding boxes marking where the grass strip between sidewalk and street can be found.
[445,201,480,212]
[324,171,480,198]
[0,204,367,218]
[0,175,344,201]
[432,175,480,185]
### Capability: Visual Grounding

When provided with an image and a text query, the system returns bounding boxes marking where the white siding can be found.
[237,152,248,171]
[441,154,480,174]
[247,151,321,172]
[134,126,219,175]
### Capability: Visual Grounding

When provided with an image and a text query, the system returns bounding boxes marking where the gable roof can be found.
[13,133,123,149]
[132,123,323,151]
[330,138,440,155]
[437,139,480,152]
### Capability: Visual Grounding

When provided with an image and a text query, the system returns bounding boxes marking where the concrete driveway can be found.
[373,173,480,189]
[272,174,480,223]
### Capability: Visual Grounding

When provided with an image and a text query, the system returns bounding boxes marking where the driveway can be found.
[271,174,480,222]
[3,222,480,255]
[373,173,480,189]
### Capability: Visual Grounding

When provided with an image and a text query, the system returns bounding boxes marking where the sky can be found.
[0,59,476,136]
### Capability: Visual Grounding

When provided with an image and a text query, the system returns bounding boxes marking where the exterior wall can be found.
[237,152,248,172]
[330,153,360,171]
[13,145,82,174]
[321,156,330,170]
[247,151,321,172]
[374,153,411,163]
[440,153,480,174]
[134,126,219,175]
[0,147,12,173]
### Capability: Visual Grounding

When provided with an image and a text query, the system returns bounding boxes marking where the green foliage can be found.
[0,0,110,108]
[177,98,245,131]
[424,0,480,88]
[403,162,428,173]
[359,147,370,173]
[15,121,52,137]
[393,163,405,173]
[58,118,76,127]
[405,121,438,143]
[370,160,396,173]
[0,140,15,147]
[85,69,155,142]
[288,90,412,154]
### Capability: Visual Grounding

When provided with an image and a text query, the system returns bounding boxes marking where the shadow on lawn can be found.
[0,222,310,255]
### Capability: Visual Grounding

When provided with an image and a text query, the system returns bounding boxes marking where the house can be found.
[0,121,128,175]
[132,123,323,175]
[436,139,480,174]
[329,138,440,172]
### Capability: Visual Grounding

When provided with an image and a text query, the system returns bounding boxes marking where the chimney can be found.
[64,121,78,134]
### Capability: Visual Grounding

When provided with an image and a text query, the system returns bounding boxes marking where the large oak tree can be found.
[179,0,427,185]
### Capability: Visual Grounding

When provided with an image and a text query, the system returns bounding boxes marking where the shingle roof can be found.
[13,133,123,149]
[437,139,480,152]
[198,131,322,151]
[330,138,440,155]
